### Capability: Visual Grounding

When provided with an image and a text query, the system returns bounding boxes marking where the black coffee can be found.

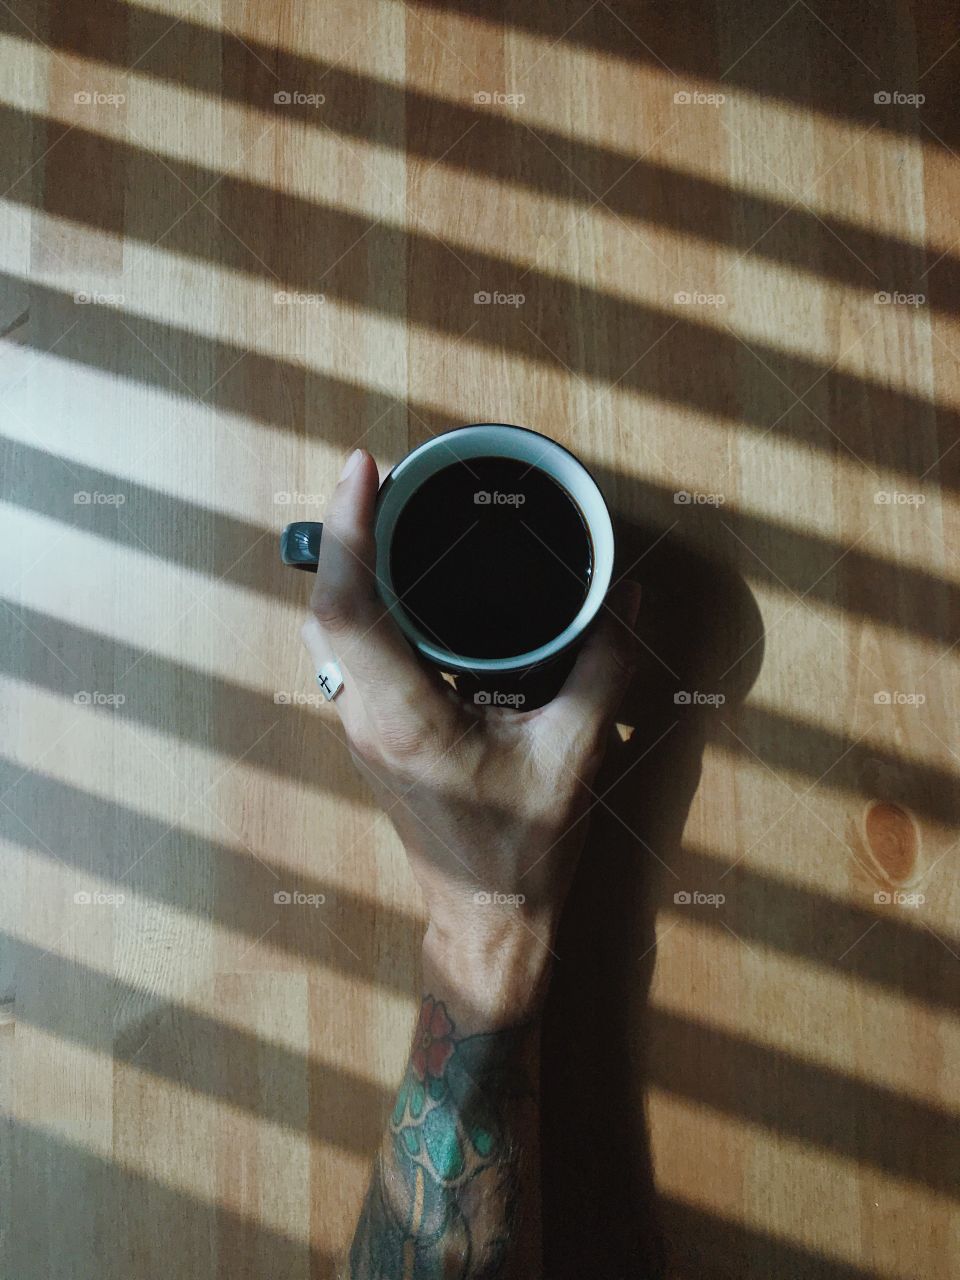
[389,456,592,659]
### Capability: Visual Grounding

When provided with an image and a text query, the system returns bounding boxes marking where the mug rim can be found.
[374,423,615,673]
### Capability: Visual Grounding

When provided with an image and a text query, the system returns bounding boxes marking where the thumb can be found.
[540,580,642,749]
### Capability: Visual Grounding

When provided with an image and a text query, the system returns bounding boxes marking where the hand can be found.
[300,449,641,1018]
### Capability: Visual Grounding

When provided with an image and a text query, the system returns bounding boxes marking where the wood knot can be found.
[861,799,920,886]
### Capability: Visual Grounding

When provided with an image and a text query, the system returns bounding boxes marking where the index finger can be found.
[306,449,450,723]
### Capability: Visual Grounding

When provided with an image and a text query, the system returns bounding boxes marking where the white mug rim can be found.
[374,423,615,672]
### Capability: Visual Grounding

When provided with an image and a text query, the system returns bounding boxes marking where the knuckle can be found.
[377,718,430,761]
[310,581,355,632]
[579,743,608,778]
[608,628,639,677]
[346,728,377,764]
[573,719,610,773]
[375,706,448,764]
[611,645,637,681]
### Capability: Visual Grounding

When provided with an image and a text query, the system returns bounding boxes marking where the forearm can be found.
[345,918,553,1279]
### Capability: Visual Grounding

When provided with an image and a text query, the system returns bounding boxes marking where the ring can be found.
[316,661,344,702]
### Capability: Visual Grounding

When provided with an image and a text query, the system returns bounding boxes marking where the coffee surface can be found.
[389,456,592,659]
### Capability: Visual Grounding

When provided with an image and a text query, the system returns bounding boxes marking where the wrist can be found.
[422,913,556,1029]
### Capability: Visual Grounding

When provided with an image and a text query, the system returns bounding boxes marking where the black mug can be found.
[281,424,615,696]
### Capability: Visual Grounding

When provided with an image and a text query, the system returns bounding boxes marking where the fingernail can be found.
[339,448,362,481]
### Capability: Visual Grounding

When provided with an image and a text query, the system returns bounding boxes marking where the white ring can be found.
[374,424,614,673]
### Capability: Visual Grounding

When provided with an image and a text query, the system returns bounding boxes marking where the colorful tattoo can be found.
[347,996,534,1279]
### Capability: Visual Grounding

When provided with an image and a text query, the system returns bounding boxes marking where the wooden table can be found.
[1,1,957,1276]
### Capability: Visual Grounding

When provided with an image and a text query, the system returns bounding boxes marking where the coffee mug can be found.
[280,423,615,684]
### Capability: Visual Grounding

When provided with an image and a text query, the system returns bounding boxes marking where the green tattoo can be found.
[348,996,534,1279]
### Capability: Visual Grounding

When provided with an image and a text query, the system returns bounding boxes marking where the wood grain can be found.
[1,1,958,1277]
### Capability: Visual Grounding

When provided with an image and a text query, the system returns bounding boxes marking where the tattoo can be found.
[348,996,534,1279]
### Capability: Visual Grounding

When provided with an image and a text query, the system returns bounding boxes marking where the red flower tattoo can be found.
[412,997,455,1082]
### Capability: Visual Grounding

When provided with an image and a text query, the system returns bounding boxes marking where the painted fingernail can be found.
[339,448,362,481]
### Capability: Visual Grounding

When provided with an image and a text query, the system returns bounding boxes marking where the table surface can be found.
[1,2,958,1277]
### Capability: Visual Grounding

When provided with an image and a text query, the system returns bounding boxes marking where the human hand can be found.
[300,449,641,1018]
